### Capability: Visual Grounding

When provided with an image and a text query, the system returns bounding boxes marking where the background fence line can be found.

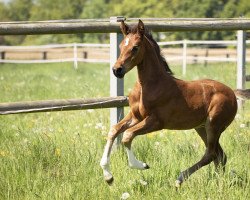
[1,40,249,70]
[1,40,249,51]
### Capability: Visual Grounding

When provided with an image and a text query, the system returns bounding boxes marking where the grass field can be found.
[0,62,249,200]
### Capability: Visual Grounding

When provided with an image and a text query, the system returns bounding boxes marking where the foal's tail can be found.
[234,89,250,100]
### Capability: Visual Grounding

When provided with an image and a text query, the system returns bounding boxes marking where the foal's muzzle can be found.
[112,66,125,78]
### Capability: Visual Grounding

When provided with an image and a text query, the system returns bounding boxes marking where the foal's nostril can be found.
[112,67,118,75]
[112,67,124,78]
[116,67,123,75]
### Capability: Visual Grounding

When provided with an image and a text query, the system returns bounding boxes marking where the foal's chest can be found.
[128,85,149,120]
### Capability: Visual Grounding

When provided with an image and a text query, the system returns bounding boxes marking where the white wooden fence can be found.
[159,39,250,76]
[0,43,110,68]
[1,40,249,73]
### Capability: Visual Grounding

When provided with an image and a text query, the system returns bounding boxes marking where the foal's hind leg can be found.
[195,126,207,146]
[214,143,227,172]
[176,119,220,187]
[195,127,227,171]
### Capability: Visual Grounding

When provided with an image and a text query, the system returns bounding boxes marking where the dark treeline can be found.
[0,0,249,45]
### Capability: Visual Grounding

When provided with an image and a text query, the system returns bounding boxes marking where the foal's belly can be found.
[156,92,208,130]
[156,102,207,130]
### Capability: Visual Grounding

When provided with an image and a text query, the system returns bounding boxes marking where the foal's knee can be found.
[122,131,133,148]
[107,126,119,141]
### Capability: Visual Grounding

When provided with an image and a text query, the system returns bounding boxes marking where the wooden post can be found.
[193,54,198,64]
[73,43,78,69]
[83,51,88,59]
[42,51,47,60]
[110,16,125,146]
[204,48,209,67]
[237,30,246,108]
[182,40,187,76]
[0,51,5,60]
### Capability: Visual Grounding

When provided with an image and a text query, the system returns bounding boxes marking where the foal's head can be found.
[113,20,172,78]
[112,20,146,78]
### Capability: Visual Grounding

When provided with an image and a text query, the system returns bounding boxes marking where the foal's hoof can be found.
[175,179,182,188]
[105,176,114,185]
[175,173,184,188]
[143,163,150,169]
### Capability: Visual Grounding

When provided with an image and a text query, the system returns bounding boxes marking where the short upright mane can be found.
[130,25,173,75]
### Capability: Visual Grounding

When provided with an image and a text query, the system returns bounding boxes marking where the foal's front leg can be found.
[122,116,161,170]
[100,112,135,184]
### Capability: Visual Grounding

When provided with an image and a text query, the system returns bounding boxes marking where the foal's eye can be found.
[131,46,139,53]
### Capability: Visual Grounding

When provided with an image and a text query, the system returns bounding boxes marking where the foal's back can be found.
[153,78,238,130]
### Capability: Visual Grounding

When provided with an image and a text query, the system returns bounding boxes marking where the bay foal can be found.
[100,20,239,186]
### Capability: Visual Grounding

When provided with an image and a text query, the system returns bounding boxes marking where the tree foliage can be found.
[0,0,250,45]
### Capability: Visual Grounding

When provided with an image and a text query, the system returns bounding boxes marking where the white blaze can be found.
[125,38,130,46]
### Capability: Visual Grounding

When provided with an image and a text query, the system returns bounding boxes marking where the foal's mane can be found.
[130,25,173,75]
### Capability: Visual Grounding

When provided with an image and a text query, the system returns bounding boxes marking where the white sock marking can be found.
[126,147,147,169]
[100,140,113,180]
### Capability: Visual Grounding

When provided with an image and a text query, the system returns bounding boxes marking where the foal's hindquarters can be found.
[175,79,238,186]
[100,79,238,186]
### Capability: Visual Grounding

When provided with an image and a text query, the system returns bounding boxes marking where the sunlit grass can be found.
[0,62,249,199]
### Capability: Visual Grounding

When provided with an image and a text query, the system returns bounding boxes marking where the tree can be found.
[234,0,250,17]
[0,2,10,44]
[0,2,10,22]
[8,0,33,21]
[30,0,85,20]
[166,0,240,41]
[24,0,86,44]
[0,0,34,45]
[110,0,172,18]
[80,0,111,43]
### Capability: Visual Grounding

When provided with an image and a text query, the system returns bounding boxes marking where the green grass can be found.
[0,62,249,200]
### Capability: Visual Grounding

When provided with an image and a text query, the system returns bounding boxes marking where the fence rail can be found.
[158,40,250,45]
[0,96,129,115]
[1,18,250,35]
[0,43,109,50]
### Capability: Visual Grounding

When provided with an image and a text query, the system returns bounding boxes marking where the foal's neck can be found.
[137,39,171,86]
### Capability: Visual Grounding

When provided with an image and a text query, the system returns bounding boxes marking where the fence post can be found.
[182,39,187,76]
[236,30,246,108]
[73,43,78,69]
[83,51,88,59]
[110,16,125,147]
[0,51,5,60]
[42,51,47,60]
[204,48,209,67]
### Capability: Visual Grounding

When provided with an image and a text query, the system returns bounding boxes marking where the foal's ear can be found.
[120,21,130,36]
[137,19,145,37]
